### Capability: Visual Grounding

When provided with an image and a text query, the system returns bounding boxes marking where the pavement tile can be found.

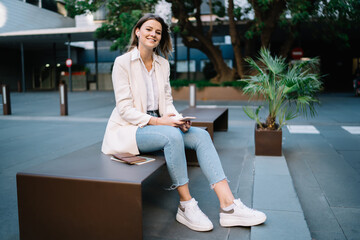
[315,173,360,208]
[339,150,360,174]
[253,174,302,212]
[253,157,303,212]
[310,231,347,240]
[228,227,250,240]
[292,186,344,233]
[304,153,358,176]
[325,136,360,151]
[255,156,289,176]
[331,207,360,240]
[251,210,311,240]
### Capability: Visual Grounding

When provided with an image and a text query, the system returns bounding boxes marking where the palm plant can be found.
[242,48,322,130]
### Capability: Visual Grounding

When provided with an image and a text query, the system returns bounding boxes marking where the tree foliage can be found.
[64,0,360,81]
[65,0,157,51]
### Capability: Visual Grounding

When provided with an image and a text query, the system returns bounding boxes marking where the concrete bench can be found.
[16,142,165,240]
[180,107,228,140]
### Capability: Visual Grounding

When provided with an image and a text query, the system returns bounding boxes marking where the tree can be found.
[250,0,287,48]
[316,0,360,48]
[278,0,320,57]
[64,0,360,82]
[167,0,235,83]
[65,0,157,51]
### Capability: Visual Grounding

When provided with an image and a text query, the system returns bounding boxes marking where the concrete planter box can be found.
[171,86,263,101]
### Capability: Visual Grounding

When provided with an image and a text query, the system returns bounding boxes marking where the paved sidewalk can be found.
[283,94,360,240]
[0,91,359,240]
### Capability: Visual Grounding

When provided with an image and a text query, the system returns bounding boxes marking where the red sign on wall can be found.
[65,58,72,67]
[291,48,304,60]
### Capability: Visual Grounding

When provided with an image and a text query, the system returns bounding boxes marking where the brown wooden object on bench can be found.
[180,107,228,140]
[16,142,165,240]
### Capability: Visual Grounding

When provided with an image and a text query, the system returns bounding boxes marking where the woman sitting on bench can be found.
[101,13,266,232]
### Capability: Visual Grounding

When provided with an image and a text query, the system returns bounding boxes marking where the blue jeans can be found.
[136,125,227,189]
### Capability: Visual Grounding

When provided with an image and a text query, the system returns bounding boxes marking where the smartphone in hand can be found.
[178,116,196,121]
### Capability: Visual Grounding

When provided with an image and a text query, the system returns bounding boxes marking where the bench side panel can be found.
[17,173,142,240]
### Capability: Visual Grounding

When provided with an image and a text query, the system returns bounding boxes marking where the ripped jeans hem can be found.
[165,180,189,191]
[210,177,229,190]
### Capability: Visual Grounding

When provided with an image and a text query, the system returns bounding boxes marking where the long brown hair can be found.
[128,13,172,59]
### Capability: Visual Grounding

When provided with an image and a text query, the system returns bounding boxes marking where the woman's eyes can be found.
[146,29,161,35]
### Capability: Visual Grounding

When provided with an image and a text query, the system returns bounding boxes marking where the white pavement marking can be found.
[341,126,360,134]
[287,125,320,134]
[0,115,108,123]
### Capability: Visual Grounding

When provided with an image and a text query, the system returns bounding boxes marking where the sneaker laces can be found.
[234,199,256,213]
[187,200,208,218]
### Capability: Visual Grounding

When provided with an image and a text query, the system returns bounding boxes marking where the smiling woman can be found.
[101,13,267,233]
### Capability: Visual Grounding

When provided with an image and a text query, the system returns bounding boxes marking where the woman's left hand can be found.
[179,120,191,133]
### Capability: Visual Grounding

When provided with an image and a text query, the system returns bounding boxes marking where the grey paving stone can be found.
[304,152,358,176]
[253,174,302,212]
[251,210,311,240]
[310,231,347,240]
[325,136,360,151]
[315,173,360,208]
[331,207,360,240]
[228,227,250,240]
[255,156,289,176]
[253,157,303,212]
[252,156,310,239]
[292,186,344,234]
[296,136,337,154]
[339,150,360,174]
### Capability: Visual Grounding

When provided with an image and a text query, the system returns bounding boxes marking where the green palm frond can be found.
[243,106,264,128]
[242,48,322,129]
[258,47,286,75]
[244,57,265,76]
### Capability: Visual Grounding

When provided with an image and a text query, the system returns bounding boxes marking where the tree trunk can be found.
[228,0,245,79]
[169,0,235,83]
[266,115,276,130]
[251,0,286,48]
[279,24,296,58]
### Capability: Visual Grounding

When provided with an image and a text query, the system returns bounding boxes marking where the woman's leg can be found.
[213,180,235,208]
[137,125,213,231]
[136,125,189,189]
[182,127,234,207]
[182,127,266,227]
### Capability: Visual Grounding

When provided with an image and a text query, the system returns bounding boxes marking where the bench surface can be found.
[181,107,227,123]
[17,142,165,184]
[180,107,228,139]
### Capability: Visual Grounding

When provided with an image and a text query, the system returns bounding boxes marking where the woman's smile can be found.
[137,19,162,50]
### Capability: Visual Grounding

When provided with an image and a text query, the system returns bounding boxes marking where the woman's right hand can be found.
[157,113,183,127]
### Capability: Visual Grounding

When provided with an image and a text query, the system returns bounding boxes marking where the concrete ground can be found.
[0,91,359,240]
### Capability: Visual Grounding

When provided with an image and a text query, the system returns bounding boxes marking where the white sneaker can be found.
[176,198,213,232]
[219,199,266,227]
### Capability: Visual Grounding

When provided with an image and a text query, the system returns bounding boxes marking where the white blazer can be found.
[101,48,180,155]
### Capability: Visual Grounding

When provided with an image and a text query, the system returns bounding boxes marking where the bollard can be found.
[1,84,11,115]
[189,83,196,108]
[59,82,68,116]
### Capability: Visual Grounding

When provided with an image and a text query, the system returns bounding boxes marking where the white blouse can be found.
[134,48,159,111]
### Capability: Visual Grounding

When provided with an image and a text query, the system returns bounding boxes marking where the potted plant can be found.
[242,48,322,156]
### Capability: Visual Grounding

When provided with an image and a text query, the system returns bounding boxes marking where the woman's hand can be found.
[179,120,191,133]
[150,113,183,127]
